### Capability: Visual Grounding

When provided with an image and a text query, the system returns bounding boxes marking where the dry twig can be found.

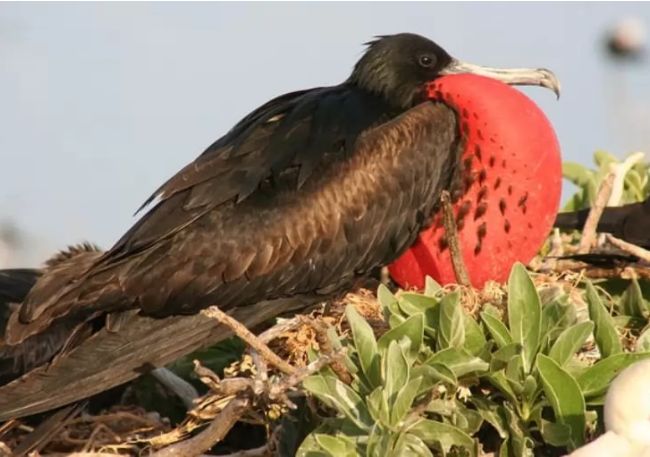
[152,397,251,457]
[440,191,470,286]
[605,234,650,263]
[202,307,296,376]
[152,367,199,410]
[555,259,650,281]
[578,172,615,254]
[149,310,346,456]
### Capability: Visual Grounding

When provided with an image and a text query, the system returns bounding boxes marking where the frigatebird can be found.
[0,33,560,419]
[555,196,650,249]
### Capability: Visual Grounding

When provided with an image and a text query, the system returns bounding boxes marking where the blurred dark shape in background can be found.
[0,221,23,268]
[605,17,647,61]
[602,16,650,172]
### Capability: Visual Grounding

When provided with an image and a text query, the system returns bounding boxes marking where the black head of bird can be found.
[348,33,560,109]
[348,33,454,109]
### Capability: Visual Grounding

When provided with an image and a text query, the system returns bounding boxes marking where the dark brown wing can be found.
[0,295,315,421]
[10,99,460,343]
[110,85,398,258]
[13,85,395,335]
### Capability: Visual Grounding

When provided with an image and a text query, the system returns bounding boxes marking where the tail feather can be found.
[0,245,101,384]
[0,295,314,421]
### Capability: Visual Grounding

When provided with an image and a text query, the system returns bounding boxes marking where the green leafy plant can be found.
[563,151,649,211]
[296,264,650,456]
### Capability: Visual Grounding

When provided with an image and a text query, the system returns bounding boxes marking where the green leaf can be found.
[378,284,400,320]
[522,374,538,405]
[313,434,358,457]
[437,291,465,349]
[507,263,542,374]
[548,321,594,367]
[502,403,534,457]
[536,354,586,449]
[499,438,511,457]
[297,433,329,457]
[625,169,645,201]
[489,343,521,372]
[541,298,576,346]
[471,397,508,439]
[585,281,622,358]
[426,398,457,416]
[505,356,524,394]
[398,294,433,317]
[409,419,476,456]
[562,161,594,188]
[303,375,372,431]
[463,313,487,356]
[412,364,457,393]
[399,292,439,313]
[540,420,573,447]
[485,371,518,404]
[383,341,409,403]
[425,276,442,296]
[481,311,513,349]
[620,277,647,318]
[367,386,390,425]
[613,315,646,329]
[346,305,380,387]
[454,401,484,435]
[562,162,597,206]
[577,352,650,397]
[366,424,390,457]
[377,314,423,364]
[594,150,618,168]
[394,433,433,457]
[427,348,489,377]
[391,377,422,426]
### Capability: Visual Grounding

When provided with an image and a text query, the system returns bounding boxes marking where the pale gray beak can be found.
[440,59,561,99]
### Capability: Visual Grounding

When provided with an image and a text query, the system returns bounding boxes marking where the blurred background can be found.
[0,2,649,267]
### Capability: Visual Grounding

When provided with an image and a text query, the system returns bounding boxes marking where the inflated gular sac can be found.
[389,74,561,288]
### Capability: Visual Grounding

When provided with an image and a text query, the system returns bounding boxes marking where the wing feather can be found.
[12,97,459,341]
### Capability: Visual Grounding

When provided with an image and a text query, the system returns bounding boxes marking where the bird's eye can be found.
[418,54,436,68]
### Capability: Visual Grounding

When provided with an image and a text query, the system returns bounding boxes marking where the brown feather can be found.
[7,101,460,343]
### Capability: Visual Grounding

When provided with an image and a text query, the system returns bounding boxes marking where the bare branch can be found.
[256,316,304,344]
[202,307,296,376]
[578,172,615,254]
[555,259,650,281]
[152,397,250,457]
[605,234,650,263]
[152,367,199,410]
[440,191,470,286]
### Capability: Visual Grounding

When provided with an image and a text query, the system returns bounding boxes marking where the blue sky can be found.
[1,2,650,265]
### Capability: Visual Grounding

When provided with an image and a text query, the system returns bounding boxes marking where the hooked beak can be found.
[440,59,561,99]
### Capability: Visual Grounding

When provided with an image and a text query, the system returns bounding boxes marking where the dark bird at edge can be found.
[555,196,650,249]
[0,33,559,420]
